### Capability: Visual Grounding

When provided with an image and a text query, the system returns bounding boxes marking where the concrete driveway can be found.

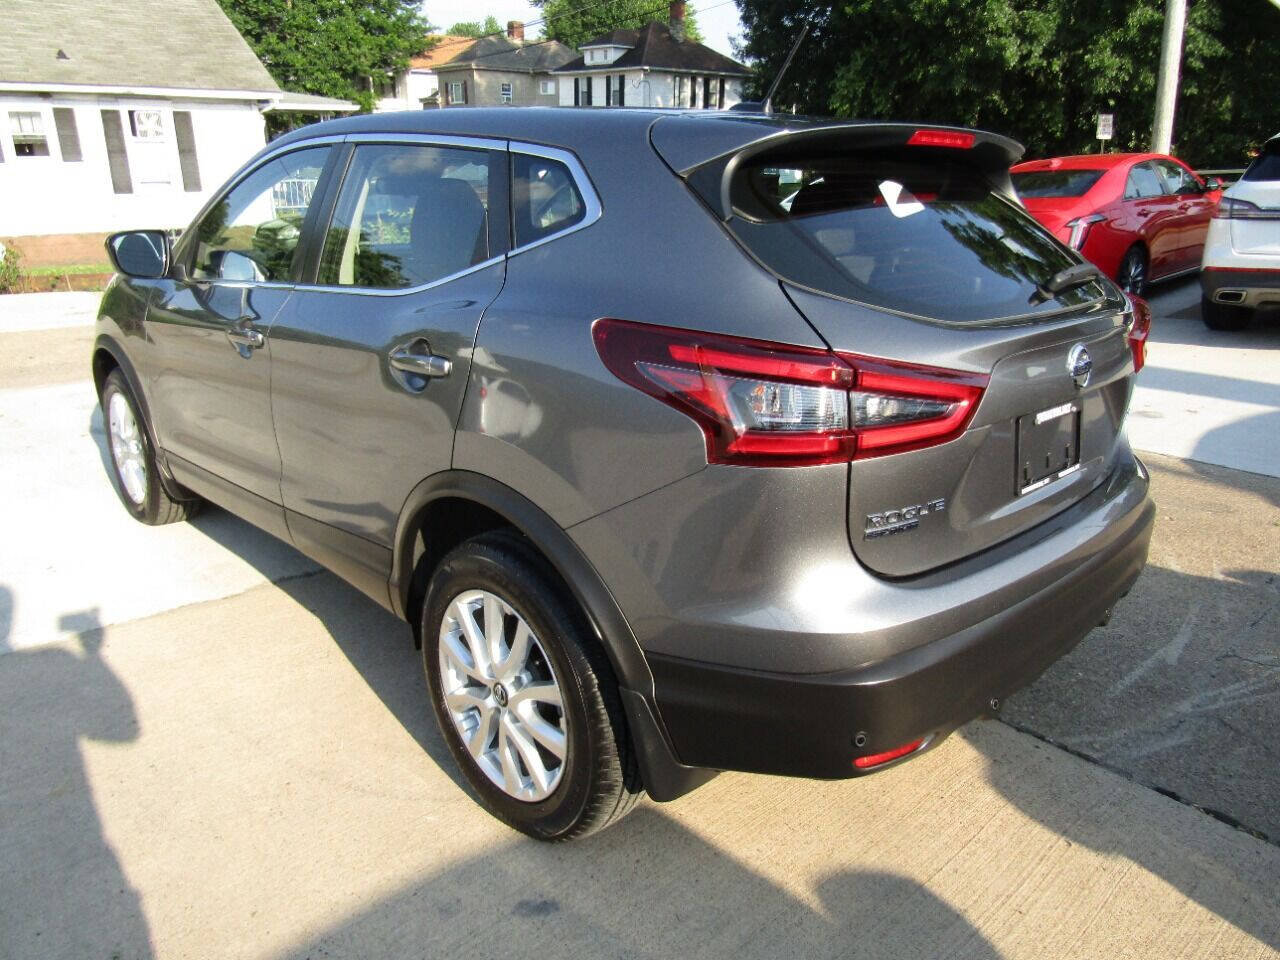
[0,289,1277,959]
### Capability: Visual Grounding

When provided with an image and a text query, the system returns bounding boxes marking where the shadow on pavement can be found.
[0,597,155,959]
[274,806,1003,960]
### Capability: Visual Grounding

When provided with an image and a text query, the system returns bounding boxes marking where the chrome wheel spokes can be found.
[107,392,147,505]
[438,589,568,802]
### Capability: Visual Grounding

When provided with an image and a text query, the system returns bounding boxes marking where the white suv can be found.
[1201,133,1280,330]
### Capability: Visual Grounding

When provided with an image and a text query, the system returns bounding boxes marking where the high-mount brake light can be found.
[592,319,988,467]
[1124,293,1152,373]
[906,129,976,149]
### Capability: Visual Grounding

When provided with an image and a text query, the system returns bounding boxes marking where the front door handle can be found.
[389,346,452,379]
[226,320,265,358]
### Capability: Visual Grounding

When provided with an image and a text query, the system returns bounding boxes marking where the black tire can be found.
[1117,245,1149,297]
[1201,294,1253,331]
[422,531,642,841]
[100,369,201,525]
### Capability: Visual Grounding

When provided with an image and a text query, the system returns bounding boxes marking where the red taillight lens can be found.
[854,737,925,769]
[907,129,976,149]
[1124,293,1151,373]
[592,319,988,467]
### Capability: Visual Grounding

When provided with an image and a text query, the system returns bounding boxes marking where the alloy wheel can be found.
[1119,251,1146,295]
[438,589,568,802]
[108,391,147,505]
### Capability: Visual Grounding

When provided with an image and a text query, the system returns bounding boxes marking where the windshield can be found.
[1012,169,1106,198]
[716,148,1104,324]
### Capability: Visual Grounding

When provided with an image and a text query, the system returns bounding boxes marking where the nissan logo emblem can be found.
[1067,344,1092,389]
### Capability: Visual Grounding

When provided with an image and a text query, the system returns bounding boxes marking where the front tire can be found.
[1117,245,1149,297]
[422,532,642,840]
[1201,294,1253,331]
[100,369,200,525]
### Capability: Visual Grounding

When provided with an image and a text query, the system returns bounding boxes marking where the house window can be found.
[448,80,465,105]
[540,79,555,96]
[9,112,49,157]
[575,77,592,106]
[501,82,513,103]
[606,74,624,107]
[128,109,165,139]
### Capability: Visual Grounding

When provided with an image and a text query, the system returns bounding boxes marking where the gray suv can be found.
[96,109,1155,840]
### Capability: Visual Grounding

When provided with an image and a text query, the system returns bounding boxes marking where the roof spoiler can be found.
[658,121,1025,221]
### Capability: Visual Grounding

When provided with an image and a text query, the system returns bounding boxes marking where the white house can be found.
[376,35,477,112]
[553,2,750,110]
[0,0,353,266]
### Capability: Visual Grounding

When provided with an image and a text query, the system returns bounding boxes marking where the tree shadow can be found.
[0,596,155,959]
[273,806,1003,960]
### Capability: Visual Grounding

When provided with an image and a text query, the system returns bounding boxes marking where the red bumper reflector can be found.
[907,129,976,149]
[853,738,925,769]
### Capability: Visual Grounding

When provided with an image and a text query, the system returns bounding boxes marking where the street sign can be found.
[1096,113,1115,141]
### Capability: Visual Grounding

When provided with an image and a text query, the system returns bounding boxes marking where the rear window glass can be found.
[1241,144,1280,182]
[1012,169,1105,198]
[711,148,1104,324]
[513,154,585,247]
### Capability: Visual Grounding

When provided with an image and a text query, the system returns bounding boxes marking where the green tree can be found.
[217,0,432,116]
[446,15,503,37]
[533,0,702,49]
[736,0,1280,167]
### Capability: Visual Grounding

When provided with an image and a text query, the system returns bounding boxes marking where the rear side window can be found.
[1124,162,1165,200]
[512,153,585,247]
[1241,143,1280,182]
[317,143,491,289]
[1012,169,1104,198]
[709,148,1103,324]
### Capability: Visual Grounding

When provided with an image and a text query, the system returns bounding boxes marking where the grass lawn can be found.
[25,264,113,276]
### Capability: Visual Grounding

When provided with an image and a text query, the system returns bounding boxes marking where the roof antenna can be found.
[760,23,809,115]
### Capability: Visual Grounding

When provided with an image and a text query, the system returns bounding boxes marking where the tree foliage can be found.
[533,0,703,49]
[217,0,432,114]
[446,15,503,37]
[735,0,1280,167]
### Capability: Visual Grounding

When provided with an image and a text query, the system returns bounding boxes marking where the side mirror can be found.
[106,230,170,279]
[1204,176,1224,191]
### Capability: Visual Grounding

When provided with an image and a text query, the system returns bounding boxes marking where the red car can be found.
[1011,153,1223,296]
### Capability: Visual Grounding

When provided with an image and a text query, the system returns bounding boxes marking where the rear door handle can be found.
[389,345,452,379]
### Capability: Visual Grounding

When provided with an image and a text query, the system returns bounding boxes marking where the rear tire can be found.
[1117,245,1148,297]
[422,531,642,841]
[100,369,201,525]
[1201,294,1253,331]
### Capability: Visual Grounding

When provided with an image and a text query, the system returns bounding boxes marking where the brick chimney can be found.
[669,1,686,42]
[507,20,525,41]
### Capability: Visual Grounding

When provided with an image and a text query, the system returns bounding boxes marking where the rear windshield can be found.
[1241,143,1280,182]
[1012,169,1105,198]
[710,148,1104,324]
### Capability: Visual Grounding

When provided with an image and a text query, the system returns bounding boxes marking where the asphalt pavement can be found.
[0,287,1277,959]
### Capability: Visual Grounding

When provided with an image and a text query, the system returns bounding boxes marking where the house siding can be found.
[556,71,744,109]
[439,68,560,107]
[0,93,265,237]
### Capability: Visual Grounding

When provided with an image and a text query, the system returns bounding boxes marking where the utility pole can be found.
[1151,0,1187,153]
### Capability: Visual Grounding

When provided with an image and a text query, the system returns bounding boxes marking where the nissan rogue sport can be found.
[95,109,1155,841]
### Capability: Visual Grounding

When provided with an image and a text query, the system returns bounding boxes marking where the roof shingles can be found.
[555,22,749,76]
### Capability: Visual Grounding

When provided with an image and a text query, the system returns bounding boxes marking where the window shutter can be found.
[173,111,201,192]
[462,79,468,104]
[719,77,726,108]
[100,109,132,194]
[573,77,580,106]
[53,108,82,161]
[618,75,624,107]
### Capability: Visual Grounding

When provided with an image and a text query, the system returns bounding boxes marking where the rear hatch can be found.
[1226,138,1280,256]
[655,118,1137,577]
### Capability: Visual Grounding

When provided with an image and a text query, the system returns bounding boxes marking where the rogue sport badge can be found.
[1067,344,1092,389]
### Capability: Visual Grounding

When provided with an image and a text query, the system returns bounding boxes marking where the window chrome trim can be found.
[507,141,603,257]
[342,132,509,152]
[292,254,506,298]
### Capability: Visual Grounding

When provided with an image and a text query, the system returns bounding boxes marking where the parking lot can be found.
[1,284,1277,959]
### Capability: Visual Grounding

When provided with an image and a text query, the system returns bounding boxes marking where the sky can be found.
[421,1,745,58]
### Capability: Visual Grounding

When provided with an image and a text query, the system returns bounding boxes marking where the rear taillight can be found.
[1065,213,1107,249]
[592,319,988,467]
[1213,197,1280,219]
[1124,293,1152,373]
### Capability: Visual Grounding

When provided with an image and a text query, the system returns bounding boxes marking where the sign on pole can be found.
[1096,113,1115,141]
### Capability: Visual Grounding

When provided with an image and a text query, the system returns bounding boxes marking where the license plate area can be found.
[1017,402,1081,494]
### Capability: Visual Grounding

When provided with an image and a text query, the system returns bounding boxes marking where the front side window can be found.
[501,82,513,103]
[1154,159,1199,195]
[9,112,49,157]
[316,143,491,289]
[512,153,586,247]
[1124,162,1165,200]
[707,148,1105,324]
[189,146,329,282]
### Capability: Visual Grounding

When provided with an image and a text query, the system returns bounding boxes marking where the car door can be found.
[145,143,336,537]
[1123,160,1180,278]
[1154,158,1214,269]
[266,136,509,598]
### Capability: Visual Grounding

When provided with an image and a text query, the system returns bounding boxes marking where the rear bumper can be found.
[645,459,1154,779]
[1201,267,1280,308]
